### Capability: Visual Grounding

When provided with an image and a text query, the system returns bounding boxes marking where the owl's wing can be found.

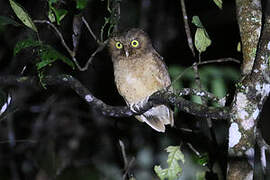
[152,51,171,88]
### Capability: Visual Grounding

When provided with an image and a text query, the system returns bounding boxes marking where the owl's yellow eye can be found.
[131,40,139,47]
[115,42,123,49]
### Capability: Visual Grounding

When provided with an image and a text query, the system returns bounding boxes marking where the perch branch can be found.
[177,88,219,102]
[0,75,231,120]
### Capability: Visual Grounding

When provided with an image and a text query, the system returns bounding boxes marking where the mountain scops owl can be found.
[108,28,174,132]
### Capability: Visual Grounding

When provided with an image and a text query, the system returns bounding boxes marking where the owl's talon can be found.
[130,103,141,114]
[130,98,149,114]
[142,96,149,105]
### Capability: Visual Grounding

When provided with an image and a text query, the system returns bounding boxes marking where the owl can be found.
[108,28,174,132]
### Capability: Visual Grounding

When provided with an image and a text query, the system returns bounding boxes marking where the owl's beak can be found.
[125,50,129,57]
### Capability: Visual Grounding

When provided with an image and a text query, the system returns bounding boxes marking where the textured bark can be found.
[236,0,262,75]
[0,75,230,120]
[227,0,270,179]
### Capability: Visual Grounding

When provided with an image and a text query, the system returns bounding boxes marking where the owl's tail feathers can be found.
[135,114,166,132]
[135,105,174,132]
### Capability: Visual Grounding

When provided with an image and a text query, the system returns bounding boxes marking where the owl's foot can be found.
[129,97,149,114]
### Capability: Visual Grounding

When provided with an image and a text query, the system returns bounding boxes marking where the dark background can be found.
[0,0,269,179]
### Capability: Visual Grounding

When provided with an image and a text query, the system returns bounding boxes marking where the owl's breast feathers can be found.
[113,52,170,103]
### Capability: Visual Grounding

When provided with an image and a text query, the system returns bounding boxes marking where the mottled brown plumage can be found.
[108,28,174,132]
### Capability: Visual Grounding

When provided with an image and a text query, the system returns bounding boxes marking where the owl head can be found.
[108,28,153,60]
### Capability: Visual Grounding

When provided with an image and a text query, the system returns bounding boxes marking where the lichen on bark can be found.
[236,0,262,75]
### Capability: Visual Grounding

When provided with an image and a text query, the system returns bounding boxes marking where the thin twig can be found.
[113,0,121,33]
[180,0,216,143]
[180,0,204,101]
[119,140,135,180]
[119,140,128,169]
[171,58,241,86]
[72,14,83,55]
[179,127,193,133]
[256,128,270,151]
[192,65,203,92]
[82,16,98,42]
[82,40,108,71]
[256,128,270,173]
[34,19,107,71]
[123,157,135,180]
[187,143,201,156]
[180,0,195,57]
[34,20,73,56]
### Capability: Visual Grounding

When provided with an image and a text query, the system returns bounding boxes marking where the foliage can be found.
[192,153,208,167]
[100,0,120,41]
[76,0,89,10]
[154,146,184,180]
[14,39,74,69]
[9,0,37,32]
[36,45,74,70]
[14,39,74,87]
[192,16,211,53]
[47,0,68,25]
[13,38,41,56]
[47,0,88,25]
[213,0,222,9]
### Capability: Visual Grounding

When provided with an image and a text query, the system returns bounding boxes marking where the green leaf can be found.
[53,8,68,25]
[154,146,184,180]
[192,16,203,28]
[192,16,211,53]
[0,16,20,27]
[154,166,167,180]
[48,1,67,25]
[14,39,41,56]
[48,8,56,23]
[9,0,37,32]
[14,39,74,70]
[76,0,89,10]
[166,146,185,164]
[213,0,222,9]
[37,45,74,70]
[193,153,209,167]
[237,42,241,52]
[194,28,211,53]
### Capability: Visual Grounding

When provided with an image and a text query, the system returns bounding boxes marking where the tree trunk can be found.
[227,0,270,179]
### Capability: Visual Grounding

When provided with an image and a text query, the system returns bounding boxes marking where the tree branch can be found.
[180,0,195,57]
[227,0,270,179]
[0,75,231,120]
[235,0,262,75]
[34,19,107,71]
